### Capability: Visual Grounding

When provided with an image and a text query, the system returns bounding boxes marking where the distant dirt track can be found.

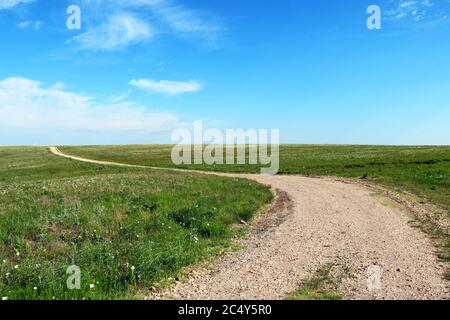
[49,147,449,300]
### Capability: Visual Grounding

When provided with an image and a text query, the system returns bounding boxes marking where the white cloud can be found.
[0,0,34,10]
[17,20,30,27]
[385,0,448,22]
[74,13,154,51]
[0,77,180,132]
[75,0,223,51]
[129,78,202,95]
[138,0,224,41]
[108,91,131,103]
[17,20,42,30]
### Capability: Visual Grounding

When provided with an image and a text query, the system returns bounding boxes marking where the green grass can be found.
[61,144,450,278]
[61,145,450,212]
[0,147,272,299]
[2,145,448,299]
[287,263,343,300]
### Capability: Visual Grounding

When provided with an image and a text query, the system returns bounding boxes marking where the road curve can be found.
[49,147,449,300]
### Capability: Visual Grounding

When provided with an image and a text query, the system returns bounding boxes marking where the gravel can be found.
[50,148,449,300]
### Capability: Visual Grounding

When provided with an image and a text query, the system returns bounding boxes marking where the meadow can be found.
[62,145,450,212]
[0,147,272,299]
[1,145,448,299]
[60,145,450,281]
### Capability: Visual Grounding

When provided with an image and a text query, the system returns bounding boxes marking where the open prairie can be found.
[3,0,450,309]
[1,145,447,300]
[0,147,272,299]
[62,145,450,212]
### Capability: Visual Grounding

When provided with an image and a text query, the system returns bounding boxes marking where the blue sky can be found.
[0,0,449,145]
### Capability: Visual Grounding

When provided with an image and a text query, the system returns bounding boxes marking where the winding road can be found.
[49,147,449,300]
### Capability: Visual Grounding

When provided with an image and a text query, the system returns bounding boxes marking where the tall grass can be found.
[0,147,272,299]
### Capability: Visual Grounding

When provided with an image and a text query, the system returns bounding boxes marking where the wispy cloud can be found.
[136,0,224,41]
[0,0,34,10]
[0,77,180,132]
[75,0,224,51]
[129,78,202,95]
[74,13,154,51]
[385,0,448,22]
[17,20,42,30]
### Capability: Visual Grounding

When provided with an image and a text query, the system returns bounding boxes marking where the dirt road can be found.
[49,147,449,300]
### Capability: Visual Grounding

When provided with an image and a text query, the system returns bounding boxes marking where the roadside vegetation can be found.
[62,145,450,212]
[0,147,272,299]
[2,145,448,299]
[62,144,450,280]
[287,263,343,300]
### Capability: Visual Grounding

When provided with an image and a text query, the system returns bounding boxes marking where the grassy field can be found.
[1,145,448,299]
[61,145,450,212]
[60,144,450,281]
[0,147,272,299]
